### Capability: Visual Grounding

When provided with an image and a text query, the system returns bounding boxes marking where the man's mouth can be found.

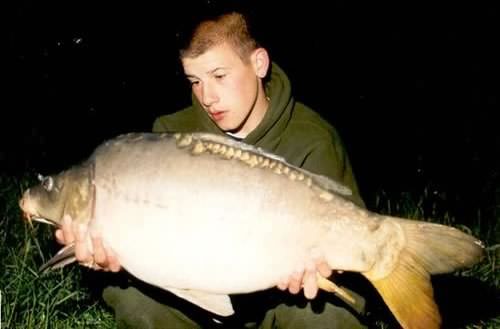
[209,111,226,122]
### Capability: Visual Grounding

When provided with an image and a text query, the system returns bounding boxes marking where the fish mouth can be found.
[22,210,58,227]
[19,195,58,227]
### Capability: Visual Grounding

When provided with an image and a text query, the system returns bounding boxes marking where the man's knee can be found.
[270,302,366,329]
[103,285,202,329]
[260,288,367,329]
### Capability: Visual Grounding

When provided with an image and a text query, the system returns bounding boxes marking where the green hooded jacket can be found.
[153,62,365,208]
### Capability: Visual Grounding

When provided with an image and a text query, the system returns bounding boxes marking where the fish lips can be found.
[18,193,59,227]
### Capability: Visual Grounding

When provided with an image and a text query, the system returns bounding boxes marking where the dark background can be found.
[3,0,499,221]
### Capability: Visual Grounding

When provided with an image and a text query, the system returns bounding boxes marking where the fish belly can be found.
[91,181,322,295]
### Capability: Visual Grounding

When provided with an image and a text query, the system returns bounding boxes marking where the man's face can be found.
[182,43,266,136]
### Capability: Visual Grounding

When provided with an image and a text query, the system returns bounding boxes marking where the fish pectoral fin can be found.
[165,287,234,317]
[39,243,77,273]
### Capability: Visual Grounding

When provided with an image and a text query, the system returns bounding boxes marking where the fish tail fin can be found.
[362,218,485,329]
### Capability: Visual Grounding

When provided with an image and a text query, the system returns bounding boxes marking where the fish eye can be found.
[42,176,54,191]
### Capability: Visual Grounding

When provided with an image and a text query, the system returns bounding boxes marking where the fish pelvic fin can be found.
[164,287,234,317]
[363,218,485,329]
[39,243,77,273]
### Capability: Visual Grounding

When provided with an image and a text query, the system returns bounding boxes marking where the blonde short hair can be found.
[179,12,259,63]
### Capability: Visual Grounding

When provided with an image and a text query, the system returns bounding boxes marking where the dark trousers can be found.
[101,276,367,329]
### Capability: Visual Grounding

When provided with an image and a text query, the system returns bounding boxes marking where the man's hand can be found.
[55,214,121,272]
[277,258,333,300]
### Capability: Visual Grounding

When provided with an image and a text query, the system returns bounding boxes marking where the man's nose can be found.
[201,83,219,107]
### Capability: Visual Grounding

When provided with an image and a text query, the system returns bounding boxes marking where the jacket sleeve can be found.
[301,138,366,209]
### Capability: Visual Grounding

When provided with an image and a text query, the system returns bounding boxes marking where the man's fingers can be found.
[310,249,332,279]
[74,223,91,263]
[92,236,108,267]
[55,229,65,244]
[107,252,121,272]
[55,216,117,272]
[303,260,319,299]
[316,260,333,278]
[75,240,91,263]
[90,237,121,272]
[61,215,74,244]
[303,269,318,299]
[277,257,334,298]
[288,270,303,294]
[277,277,289,291]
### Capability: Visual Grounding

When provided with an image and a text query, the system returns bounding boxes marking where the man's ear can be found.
[251,48,270,78]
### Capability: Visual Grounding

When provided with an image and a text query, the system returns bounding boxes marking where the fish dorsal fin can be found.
[173,132,352,197]
[181,132,287,162]
[164,286,234,317]
[306,172,352,196]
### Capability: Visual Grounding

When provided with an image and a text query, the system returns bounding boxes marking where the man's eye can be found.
[215,74,226,80]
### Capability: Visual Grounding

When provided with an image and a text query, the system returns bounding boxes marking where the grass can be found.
[0,174,115,329]
[1,173,498,328]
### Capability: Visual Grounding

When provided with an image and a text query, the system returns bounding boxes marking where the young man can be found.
[56,8,367,329]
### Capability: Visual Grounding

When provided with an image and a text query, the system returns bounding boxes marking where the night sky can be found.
[4,0,499,218]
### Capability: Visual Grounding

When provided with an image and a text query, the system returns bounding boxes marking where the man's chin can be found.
[213,121,235,132]
[212,118,246,137]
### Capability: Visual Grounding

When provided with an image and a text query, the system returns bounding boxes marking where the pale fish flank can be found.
[19,132,485,329]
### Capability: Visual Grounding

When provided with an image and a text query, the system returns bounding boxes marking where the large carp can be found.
[19,132,484,329]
